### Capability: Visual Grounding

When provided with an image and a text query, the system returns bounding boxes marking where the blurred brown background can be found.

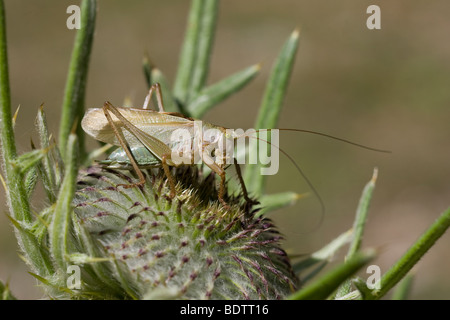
[1,0,449,299]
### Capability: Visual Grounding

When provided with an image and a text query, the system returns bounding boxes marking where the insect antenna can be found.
[254,128,391,153]
[235,132,326,230]
[234,128,390,230]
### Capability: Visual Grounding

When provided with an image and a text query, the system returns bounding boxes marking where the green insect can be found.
[82,83,389,211]
[81,83,255,208]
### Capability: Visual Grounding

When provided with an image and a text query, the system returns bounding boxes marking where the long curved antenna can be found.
[233,128,389,229]
[238,132,325,230]
[255,128,391,153]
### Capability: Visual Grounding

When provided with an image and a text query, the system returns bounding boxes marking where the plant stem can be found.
[0,280,16,300]
[348,168,377,257]
[367,207,450,299]
[173,0,219,107]
[59,0,96,162]
[244,29,299,196]
[0,0,53,276]
[51,132,79,270]
[336,168,377,297]
[391,273,414,300]
[187,0,218,101]
[173,0,204,105]
[0,0,14,162]
[187,63,260,118]
[288,250,375,300]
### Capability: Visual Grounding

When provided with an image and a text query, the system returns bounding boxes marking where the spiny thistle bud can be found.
[72,165,299,299]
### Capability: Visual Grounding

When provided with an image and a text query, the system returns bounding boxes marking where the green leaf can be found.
[84,143,114,167]
[187,64,260,118]
[36,106,63,202]
[67,253,110,265]
[187,0,218,100]
[256,191,300,217]
[0,280,16,300]
[10,149,48,175]
[391,273,414,300]
[173,0,219,106]
[300,261,327,284]
[293,229,353,275]
[334,289,361,300]
[51,132,79,270]
[347,168,378,257]
[72,218,124,295]
[142,52,152,90]
[112,259,139,300]
[173,0,205,104]
[24,166,38,199]
[6,214,34,239]
[350,277,371,300]
[244,29,300,196]
[35,158,58,204]
[143,287,180,300]
[28,272,74,296]
[34,110,64,203]
[31,205,54,245]
[142,54,179,112]
[6,214,54,276]
[59,0,96,162]
[151,68,179,113]
[335,168,378,298]
[365,207,450,300]
[288,249,375,300]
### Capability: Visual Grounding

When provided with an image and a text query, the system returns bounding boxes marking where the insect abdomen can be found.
[99,147,161,169]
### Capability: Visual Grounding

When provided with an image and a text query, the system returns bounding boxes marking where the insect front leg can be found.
[233,158,259,210]
[202,151,229,209]
[102,102,147,189]
[143,83,165,112]
[161,153,176,199]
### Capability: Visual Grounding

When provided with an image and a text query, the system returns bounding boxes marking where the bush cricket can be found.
[81,83,256,208]
[81,83,390,211]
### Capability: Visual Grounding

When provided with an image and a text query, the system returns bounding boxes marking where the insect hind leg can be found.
[102,102,147,189]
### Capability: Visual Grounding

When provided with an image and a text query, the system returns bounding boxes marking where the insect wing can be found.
[82,108,192,145]
[82,106,194,164]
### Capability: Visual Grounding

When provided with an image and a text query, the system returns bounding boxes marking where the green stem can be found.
[0,0,53,276]
[187,63,260,118]
[257,191,299,217]
[0,0,14,163]
[244,29,299,196]
[288,250,375,300]
[367,207,450,299]
[173,0,219,108]
[51,133,79,270]
[187,0,218,101]
[173,0,204,105]
[255,29,300,130]
[0,280,16,300]
[59,0,96,162]
[391,273,414,300]
[348,168,377,257]
[142,52,152,89]
[336,168,377,297]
